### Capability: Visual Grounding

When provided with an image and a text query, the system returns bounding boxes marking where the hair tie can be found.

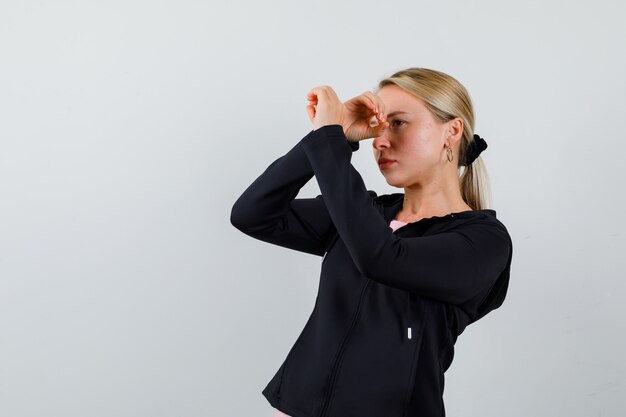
[464,133,488,166]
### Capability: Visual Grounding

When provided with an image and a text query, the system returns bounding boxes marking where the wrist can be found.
[314,124,344,134]
[313,123,346,132]
[305,124,360,152]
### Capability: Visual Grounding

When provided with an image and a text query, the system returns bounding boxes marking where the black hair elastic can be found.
[464,134,488,165]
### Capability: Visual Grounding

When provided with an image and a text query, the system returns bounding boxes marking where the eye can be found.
[391,119,406,128]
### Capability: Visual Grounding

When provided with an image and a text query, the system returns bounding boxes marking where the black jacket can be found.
[230,125,513,417]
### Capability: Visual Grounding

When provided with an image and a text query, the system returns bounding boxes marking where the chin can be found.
[382,175,406,188]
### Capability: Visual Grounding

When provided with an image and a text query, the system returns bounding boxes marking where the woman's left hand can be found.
[306,86,346,132]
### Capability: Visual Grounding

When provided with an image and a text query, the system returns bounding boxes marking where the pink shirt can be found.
[273,219,407,417]
[389,219,408,232]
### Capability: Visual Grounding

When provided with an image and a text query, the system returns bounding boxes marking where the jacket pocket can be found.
[402,296,428,414]
[323,285,425,417]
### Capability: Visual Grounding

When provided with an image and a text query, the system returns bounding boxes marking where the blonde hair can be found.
[377,67,493,210]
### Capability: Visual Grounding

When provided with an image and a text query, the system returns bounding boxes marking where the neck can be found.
[396,171,471,221]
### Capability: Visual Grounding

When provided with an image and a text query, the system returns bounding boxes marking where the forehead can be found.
[376,84,429,116]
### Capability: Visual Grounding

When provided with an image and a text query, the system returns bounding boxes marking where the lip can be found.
[378,158,396,168]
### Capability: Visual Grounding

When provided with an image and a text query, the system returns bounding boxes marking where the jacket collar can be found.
[373,192,497,226]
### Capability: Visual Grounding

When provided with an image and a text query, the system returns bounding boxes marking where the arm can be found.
[301,124,511,304]
[230,131,360,256]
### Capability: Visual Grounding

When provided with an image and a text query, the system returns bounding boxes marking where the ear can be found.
[445,117,464,148]
[448,117,463,140]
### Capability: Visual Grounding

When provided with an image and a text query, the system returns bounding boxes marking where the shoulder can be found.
[479,211,511,239]
[462,213,513,256]
[437,210,512,251]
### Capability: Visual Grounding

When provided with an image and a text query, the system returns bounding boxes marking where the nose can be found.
[373,131,391,151]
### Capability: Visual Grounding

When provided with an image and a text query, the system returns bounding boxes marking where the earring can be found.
[446,146,453,162]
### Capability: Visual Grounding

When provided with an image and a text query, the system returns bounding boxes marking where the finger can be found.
[369,123,388,138]
[369,92,387,119]
[364,92,387,123]
[306,90,320,103]
[324,86,340,102]
[361,91,382,114]
[308,86,331,100]
[358,91,380,114]
[308,89,330,111]
[376,97,387,122]
[305,104,316,121]
[345,95,376,120]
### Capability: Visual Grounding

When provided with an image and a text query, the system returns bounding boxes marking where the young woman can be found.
[230,68,513,417]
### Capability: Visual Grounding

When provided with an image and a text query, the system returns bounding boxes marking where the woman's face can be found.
[373,85,454,188]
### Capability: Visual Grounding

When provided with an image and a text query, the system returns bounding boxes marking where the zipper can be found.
[319,279,371,417]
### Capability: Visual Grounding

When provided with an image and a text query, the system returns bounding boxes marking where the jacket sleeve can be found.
[300,124,511,305]
[230,130,360,257]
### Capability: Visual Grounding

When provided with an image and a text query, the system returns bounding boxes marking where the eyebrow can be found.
[386,111,410,118]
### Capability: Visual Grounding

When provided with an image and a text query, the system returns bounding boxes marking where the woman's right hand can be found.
[342,91,389,142]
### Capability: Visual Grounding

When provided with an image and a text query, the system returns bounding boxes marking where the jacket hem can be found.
[262,386,315,417]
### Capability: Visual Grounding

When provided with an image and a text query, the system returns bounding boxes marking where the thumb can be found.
[366,124,387,139]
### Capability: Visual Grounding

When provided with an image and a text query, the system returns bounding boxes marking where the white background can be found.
[1,1,624,416]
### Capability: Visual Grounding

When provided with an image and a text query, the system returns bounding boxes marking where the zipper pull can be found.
[407,292,412,340]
